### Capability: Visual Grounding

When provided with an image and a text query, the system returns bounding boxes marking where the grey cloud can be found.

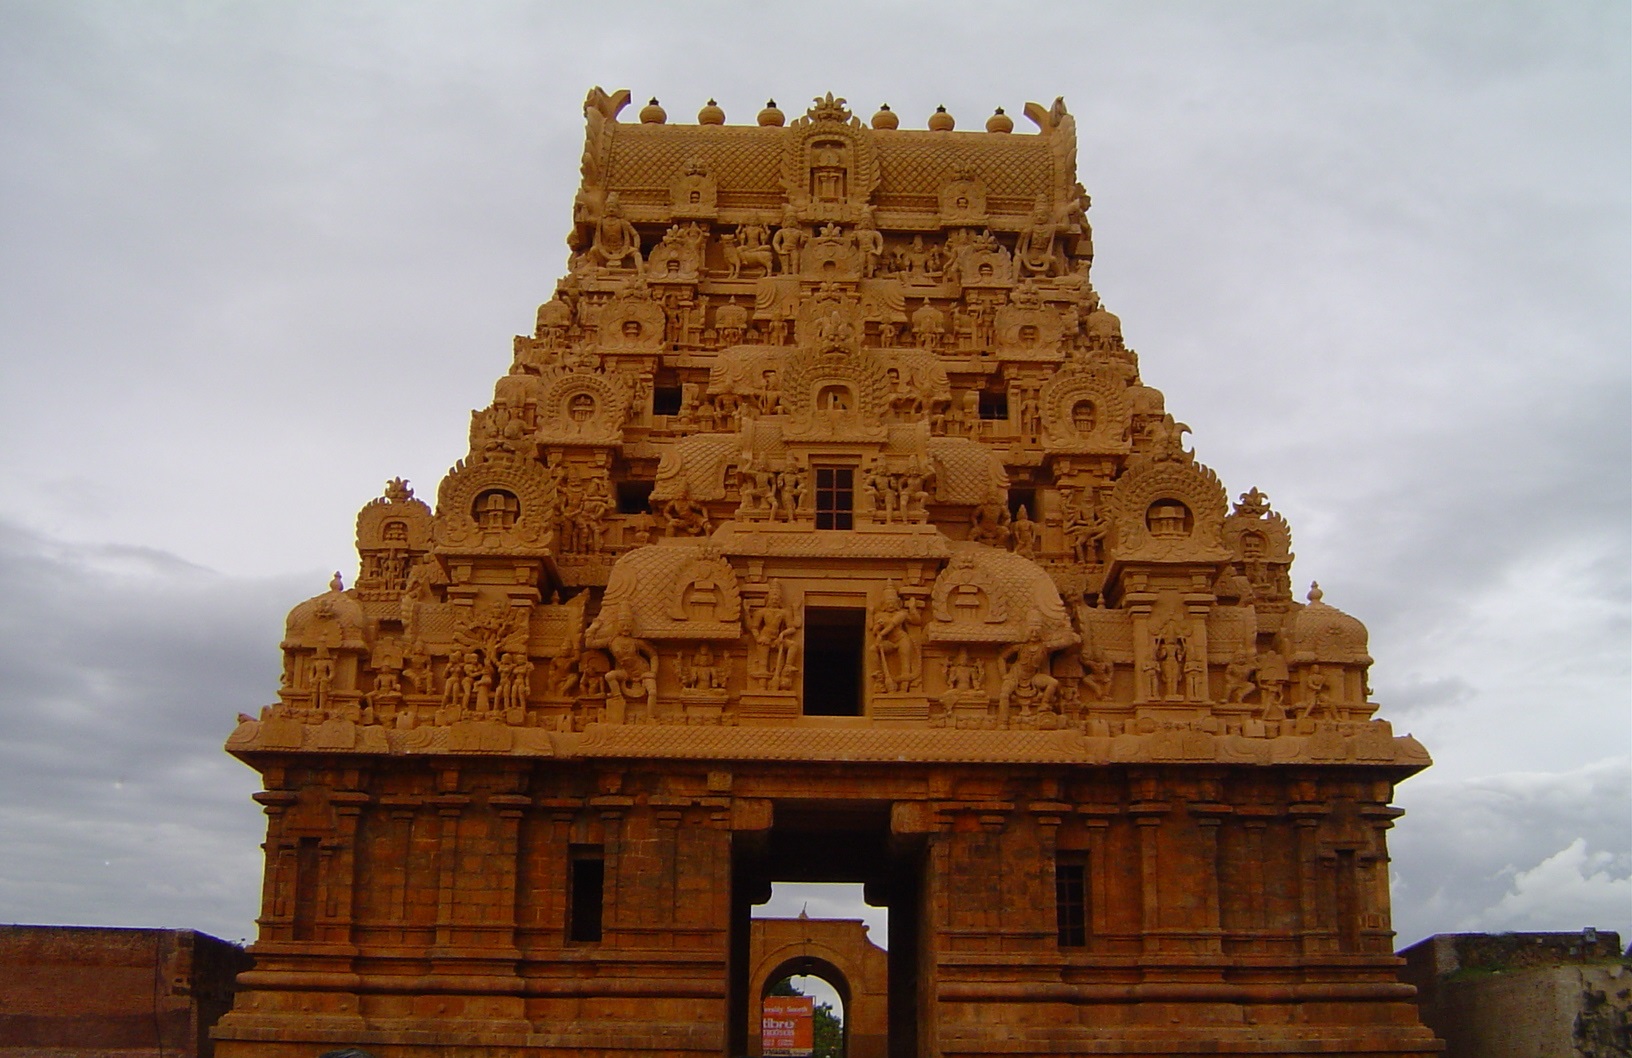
[1390,758,1632,946]
[0,2,1624,947]
[0,519,298,938]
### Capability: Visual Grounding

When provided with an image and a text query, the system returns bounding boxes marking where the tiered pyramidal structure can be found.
[218,90,1437,1058]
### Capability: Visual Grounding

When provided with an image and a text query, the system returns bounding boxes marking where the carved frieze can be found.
[1106,459,1231,564]
[927,545,1074,648]
[433,452,556,554]
[594,282,667,350]
[780,94,880,225]
[601,543,743,641]
[1038,362,1133,453]
[938,168,988,227]
[354,479,433,596]
[669,158,717,218]
[534,370,628,447]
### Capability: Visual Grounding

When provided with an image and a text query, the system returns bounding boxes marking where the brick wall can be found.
[0,925,252,1058]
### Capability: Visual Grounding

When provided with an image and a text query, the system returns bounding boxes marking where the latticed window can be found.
[1056,852,1087,947]
[814,467,853,530]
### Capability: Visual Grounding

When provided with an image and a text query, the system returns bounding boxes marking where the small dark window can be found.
[616,480,654,515]
[814,467,854,530]
[1056,852,1087,947]
[652,386,683,416]
[1009,487,1036,521]
[803,608,866,716]
[568,849,604,943]
[978,389,1008,420]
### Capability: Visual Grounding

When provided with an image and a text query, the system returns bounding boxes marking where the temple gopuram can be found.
[216,89,1440,1057]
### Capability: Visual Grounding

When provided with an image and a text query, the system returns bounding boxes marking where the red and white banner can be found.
[761,994,814,1056]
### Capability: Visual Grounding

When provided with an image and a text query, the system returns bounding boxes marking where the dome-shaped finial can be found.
[928,104,954,131]
[758,99,785,126]
[330,571,344,592]
[697,98,724,125]
[871,103,899,130]
[1307,581,1324,604]
[986,106,1014,133]
[639,97,667,124]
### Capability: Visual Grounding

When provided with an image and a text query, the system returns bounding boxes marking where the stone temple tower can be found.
[216,90,1439,1057]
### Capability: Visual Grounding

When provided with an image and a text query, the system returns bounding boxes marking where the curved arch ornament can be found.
[749,918,888,1058]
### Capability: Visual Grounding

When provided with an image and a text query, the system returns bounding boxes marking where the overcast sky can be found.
[0,1,1626,954]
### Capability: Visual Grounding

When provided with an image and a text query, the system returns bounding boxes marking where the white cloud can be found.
[1474,838,1632,935]
[1390,758,1632,946]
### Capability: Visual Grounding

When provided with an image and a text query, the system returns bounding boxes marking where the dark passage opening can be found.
[1056,851,1087,947]
[616,479,654,514]
[568,848,604,942]
[803,608,866,716]
[652,385,682,416]
[729,803,924,1058]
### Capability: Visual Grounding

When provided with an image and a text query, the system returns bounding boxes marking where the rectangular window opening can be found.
[978,390,1009,421]
[568,849,605,943]
[814,467,854,530]
[1009,487,1036,521]
[1056,851,1087,948]
[652,385,683,417]
[616,480,654,515]
[802,607,866,716]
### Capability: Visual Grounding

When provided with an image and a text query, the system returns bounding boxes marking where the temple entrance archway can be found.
[750,918,889,1058]
[729,802,923,1058]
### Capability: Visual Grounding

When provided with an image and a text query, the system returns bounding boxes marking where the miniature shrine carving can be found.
[220,87,1438,1058]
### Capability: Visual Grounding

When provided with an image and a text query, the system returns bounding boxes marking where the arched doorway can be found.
[758,954,849,1057]
[748,915,890,1058]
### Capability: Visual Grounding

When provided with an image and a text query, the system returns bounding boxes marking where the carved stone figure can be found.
[747,581,801,691]
[681,644,728,691]
[721,230,774,279]
[1154,621,1187,700]
[1014,200,1064,278]
[871,581,923,692]
[584,602,657,707]
[1255,648,1290,718]
[661,483,712,537]
[1011,505,1036,558]
[587,194,644,273]
[970,494,1011,548]
[855,219,884,279]
[999,621,1060,715]
[402,641,432,695]
[771,213,804,274]
[1224,653,1256,703]
[1081,653,1113,702]
[1061,488,1108,564]
[943,647,982,692]
[1302,663,1336,721]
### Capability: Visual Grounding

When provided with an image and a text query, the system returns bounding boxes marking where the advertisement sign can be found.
[761,994,814,1056]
